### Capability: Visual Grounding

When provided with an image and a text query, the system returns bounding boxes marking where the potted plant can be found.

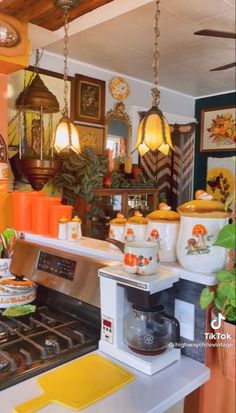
[53,147,108,221]
[200,222,235,381]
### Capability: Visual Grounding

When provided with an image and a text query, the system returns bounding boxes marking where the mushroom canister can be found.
[176,199,230,273]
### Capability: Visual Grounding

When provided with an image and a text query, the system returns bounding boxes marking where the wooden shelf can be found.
[93,188,159,217]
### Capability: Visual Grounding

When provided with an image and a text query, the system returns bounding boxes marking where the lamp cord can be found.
[63,8,69,117]
[151,0,160,107]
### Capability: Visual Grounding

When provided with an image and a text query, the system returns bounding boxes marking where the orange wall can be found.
[0,73,8,144]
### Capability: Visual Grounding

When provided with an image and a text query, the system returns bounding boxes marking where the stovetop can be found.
[0,239,115,391]
[0,290,100,390]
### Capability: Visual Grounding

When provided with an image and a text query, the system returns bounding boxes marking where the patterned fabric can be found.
[140,123,196,210]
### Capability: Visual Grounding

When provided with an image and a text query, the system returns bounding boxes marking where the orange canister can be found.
[48,205,73,238]
[31,197,62,236]
[12,191,45,232]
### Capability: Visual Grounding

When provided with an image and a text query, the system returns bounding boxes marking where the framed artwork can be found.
[200,105,236,152]
[76,124,104,154]
[73,74,105,124]
[207,156,235,203]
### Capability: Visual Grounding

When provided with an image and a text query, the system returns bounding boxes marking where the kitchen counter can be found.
[24,233,217,285]
[0,351,210,413]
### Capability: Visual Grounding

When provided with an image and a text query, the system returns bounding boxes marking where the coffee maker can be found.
[99,265,181,375]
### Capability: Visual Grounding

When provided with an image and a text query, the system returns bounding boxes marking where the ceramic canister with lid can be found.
[146,209,180,262]
[109,213,127,247]
[176,199,230,273]
[68,216,82,241]
[125,213,148,242]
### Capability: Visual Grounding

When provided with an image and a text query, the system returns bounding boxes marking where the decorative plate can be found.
[109,77,130,101]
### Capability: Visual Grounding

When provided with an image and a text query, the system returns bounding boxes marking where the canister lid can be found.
[58,216,70,223]
[128,211,148,225]
[110,212,127,225]
[72,215,81,223]
[177,199,229,218]
[147,210,180,222]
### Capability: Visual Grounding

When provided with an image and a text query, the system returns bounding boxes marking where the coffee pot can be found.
[124,304,180,355]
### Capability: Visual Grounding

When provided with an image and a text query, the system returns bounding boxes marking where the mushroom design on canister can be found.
[192,224,207,249]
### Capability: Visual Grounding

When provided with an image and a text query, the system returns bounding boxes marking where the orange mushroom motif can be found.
[150,229,160,240]
[192,224,208,249]
[125,227,135,242]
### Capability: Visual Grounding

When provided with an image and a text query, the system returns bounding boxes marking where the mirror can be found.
[105,102,132,157]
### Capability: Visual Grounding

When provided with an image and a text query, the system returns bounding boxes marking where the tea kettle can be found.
[124,305,180,355]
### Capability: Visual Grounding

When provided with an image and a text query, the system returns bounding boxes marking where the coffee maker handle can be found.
[161,312,181,347]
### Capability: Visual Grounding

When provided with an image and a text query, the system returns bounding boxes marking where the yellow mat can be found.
[14,354,135,413]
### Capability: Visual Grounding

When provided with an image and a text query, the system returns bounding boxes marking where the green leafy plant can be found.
[199,223,236,323]
[53,147,108,219]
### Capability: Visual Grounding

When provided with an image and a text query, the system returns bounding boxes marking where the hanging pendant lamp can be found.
[133,0,174,157]
[53,0,80,154]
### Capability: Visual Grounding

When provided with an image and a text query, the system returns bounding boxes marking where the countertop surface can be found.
[24,233,217,285]
[0,352,210,413]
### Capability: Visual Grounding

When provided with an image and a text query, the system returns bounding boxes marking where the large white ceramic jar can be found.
[146,210,180,262]
[176,200,229,273]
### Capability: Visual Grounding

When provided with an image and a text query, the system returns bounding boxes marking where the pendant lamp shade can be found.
[135,107,174,156]
[54,116,80,153]
[133,0,174,157]
[53,0,80,154]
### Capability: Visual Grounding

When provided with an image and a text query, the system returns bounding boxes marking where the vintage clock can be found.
[109,77,130,101]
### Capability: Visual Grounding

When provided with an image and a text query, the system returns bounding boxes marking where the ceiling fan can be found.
[194,29,236,71]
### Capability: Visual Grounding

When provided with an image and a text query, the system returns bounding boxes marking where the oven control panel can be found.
[37,251,76,281]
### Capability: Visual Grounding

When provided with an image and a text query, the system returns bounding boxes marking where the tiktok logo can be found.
[210,312,225,330]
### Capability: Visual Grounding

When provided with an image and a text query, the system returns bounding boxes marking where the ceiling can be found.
[2,0,236,97]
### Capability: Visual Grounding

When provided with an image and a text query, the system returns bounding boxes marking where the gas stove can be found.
[0,239,115,390]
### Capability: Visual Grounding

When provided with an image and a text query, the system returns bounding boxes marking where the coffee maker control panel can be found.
[101,316,113,344]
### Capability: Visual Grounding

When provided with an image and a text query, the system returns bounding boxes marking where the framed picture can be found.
[200,105,235,152]
[73,74,105,124]
[76,124,104,154]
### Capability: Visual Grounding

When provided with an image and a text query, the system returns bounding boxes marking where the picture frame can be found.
[200,105,235,152]
[76,124,104,154]
[72,74,105,124]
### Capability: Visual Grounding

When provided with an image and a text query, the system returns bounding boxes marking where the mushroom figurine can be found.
[195,190,213,201]
[192,224,208,249]
[159,202,171,210]
[134,210,143,217]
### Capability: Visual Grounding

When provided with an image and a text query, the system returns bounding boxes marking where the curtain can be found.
[140,123,196,210]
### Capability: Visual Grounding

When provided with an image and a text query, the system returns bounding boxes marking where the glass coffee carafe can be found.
[124,305,180,355]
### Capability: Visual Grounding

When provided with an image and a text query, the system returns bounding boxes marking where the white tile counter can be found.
[24,233,217,285]
[0,352,210,413]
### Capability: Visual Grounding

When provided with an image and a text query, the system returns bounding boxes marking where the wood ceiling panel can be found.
[0,0,113,31]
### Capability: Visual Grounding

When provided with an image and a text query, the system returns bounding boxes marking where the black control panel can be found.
[37,251,76,281]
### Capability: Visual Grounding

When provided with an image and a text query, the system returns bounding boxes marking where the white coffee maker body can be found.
[98,265,181,375]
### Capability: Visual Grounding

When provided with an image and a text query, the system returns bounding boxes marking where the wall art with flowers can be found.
[200,106,235,152]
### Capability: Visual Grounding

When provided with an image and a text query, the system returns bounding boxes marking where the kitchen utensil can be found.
[176,199,229,273]
[14,354,134,413]
[107,238,159,275]
[124,304,180,355]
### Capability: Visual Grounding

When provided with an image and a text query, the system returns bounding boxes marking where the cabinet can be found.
[93,188,159,217]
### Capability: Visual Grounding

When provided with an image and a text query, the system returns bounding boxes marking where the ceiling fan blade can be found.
[210,62,236,71]
[194,29,236,39]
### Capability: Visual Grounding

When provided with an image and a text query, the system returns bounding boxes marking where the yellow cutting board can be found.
[14,354,135,413]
